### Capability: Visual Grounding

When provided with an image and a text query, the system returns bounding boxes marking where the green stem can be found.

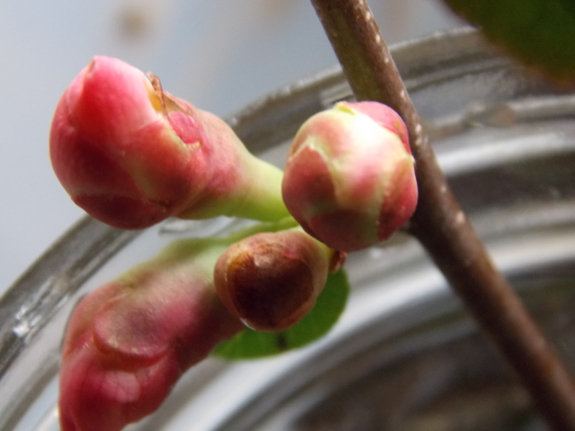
[223,216,300,244]
[130,216,300,284]
[310,0,575,429]
[229,156,290,222]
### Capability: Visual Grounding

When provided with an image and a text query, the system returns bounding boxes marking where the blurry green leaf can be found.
[444,0,575,83]
[212,269,349,360]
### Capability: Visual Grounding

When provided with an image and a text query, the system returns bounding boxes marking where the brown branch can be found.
[310,0,575,429]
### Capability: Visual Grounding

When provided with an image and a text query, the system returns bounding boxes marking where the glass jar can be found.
[2,27,575,431]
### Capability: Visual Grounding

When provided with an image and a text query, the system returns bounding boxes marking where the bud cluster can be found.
[50,57,417,431]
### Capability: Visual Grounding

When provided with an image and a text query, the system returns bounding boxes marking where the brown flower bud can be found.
[214,230,342,332]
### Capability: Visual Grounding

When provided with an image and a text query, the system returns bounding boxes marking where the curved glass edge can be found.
[0,218,138,378]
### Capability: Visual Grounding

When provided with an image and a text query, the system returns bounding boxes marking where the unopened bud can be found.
[214,230,343,332]
[50,56,288,230]
[58,239,242,431]
[281,101,418,252]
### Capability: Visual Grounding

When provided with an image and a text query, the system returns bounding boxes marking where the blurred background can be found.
[0,0,464,294]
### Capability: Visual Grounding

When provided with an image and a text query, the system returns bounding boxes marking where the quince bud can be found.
[281,101,418,252]
[58,239,242,431]
[214,230,344,332]
[50,56,287,229]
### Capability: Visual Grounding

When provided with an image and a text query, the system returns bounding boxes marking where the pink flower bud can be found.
[345,100,410,153]
[58,240,242,431]
[281,101,418,252]
[214,230,344,332]
[50,56,287,229]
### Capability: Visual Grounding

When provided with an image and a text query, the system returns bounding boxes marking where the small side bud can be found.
[214,230,343,332]
[281,101,418,252]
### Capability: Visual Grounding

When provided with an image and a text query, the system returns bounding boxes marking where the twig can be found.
[310,0,575,429]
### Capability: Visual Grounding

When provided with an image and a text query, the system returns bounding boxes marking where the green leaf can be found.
[443,0,575,83]
[212,269,350,360]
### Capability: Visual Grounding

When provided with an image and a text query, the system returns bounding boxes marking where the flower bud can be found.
[58,239,242,431]
[345,100,410,153]
[50,56,287,230]
[214,229,344,332]
[281,101,418,252]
